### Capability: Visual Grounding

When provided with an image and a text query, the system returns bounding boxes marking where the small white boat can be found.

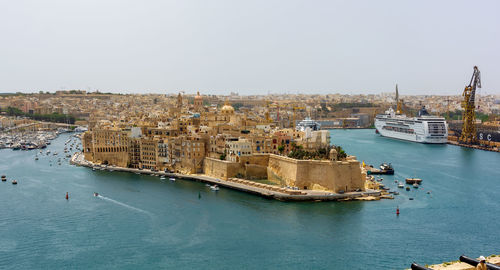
[413,183,419,188]
[160,176,166,180]
[169,177,176,182]
[210,185,219,191]
[398,183,404,188]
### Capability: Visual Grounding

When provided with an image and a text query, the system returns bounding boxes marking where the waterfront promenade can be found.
[71,152,380,201]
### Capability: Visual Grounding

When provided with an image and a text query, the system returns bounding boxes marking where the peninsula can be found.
[77,93,379,201]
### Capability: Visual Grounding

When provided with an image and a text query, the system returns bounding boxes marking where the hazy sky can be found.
[1,0,499,95]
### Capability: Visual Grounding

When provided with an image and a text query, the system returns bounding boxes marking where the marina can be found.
[0,129,66,150]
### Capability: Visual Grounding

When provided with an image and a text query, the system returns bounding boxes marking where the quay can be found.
[410,254,500,270]
[448,140,500,153]
[70,152,380,202]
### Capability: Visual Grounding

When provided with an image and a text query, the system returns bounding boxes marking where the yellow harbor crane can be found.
[459,66,481,144]
[291,104,305,128]
[395,84,404,114]
[265,100,272,123]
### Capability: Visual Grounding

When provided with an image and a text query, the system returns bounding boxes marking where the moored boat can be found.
[406,178,422,184]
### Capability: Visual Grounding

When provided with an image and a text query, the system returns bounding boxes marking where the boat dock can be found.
[70,153,380,202]
[448,140,500,153]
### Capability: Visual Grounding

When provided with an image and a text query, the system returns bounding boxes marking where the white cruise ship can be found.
[295,117,321,132]
[375,106,448,144]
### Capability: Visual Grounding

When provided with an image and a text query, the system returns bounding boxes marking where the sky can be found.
[0,0,499,95]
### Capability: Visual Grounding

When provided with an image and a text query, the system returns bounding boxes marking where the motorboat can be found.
[12,180,17,185]
[169,177,176,182]
[405,186,410,191]
[379,163,394,174]
[93,192,99,197]
[413,183,419,188]
[210,185,219,191]
[406,178,422,184]
[398,183,404,188]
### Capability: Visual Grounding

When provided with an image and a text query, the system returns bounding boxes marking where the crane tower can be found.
[459,66,481,144]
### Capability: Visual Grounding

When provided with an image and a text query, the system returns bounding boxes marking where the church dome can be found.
[194,91,202,101]
[221,100,234,114]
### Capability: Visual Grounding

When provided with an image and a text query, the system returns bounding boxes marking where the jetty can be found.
[71,152,380,202]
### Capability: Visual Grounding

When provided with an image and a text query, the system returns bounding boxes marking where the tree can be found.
[335,146,347,160]
[278,145,285,154]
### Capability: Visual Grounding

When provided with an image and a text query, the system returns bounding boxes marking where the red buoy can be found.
[396,207,400,215]
[66,192,69,200]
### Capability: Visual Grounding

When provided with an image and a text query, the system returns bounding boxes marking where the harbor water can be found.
[0,130,498,269]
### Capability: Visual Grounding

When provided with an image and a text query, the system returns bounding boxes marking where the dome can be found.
[194,91,202,101]
[221,100,235,114]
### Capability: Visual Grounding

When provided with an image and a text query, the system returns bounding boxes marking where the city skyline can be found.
[1,0,499,95]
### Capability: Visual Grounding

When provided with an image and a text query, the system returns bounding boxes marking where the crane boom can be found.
[459,66,481,144]
[467,66,481,105]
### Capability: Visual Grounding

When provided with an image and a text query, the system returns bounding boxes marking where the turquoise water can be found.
[0,130,498,269]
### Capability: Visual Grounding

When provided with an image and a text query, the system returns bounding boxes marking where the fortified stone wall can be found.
[204,157,241,180]
[244,164,268,179]
[92,152,129,167]
[204,154,365,192]
[267,155,365,192]
[239,154,269,167]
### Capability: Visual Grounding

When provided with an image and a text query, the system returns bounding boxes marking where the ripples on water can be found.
[0,131,498,269]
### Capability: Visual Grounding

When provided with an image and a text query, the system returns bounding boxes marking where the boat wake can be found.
[97,195,150,215]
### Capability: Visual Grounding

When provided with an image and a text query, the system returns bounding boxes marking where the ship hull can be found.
[376,128,448,143]
[375,115,448,144]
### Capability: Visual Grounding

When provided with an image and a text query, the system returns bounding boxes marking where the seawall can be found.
[71,152,380,202]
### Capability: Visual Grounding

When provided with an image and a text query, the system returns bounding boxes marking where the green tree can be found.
[278,145,285,154]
